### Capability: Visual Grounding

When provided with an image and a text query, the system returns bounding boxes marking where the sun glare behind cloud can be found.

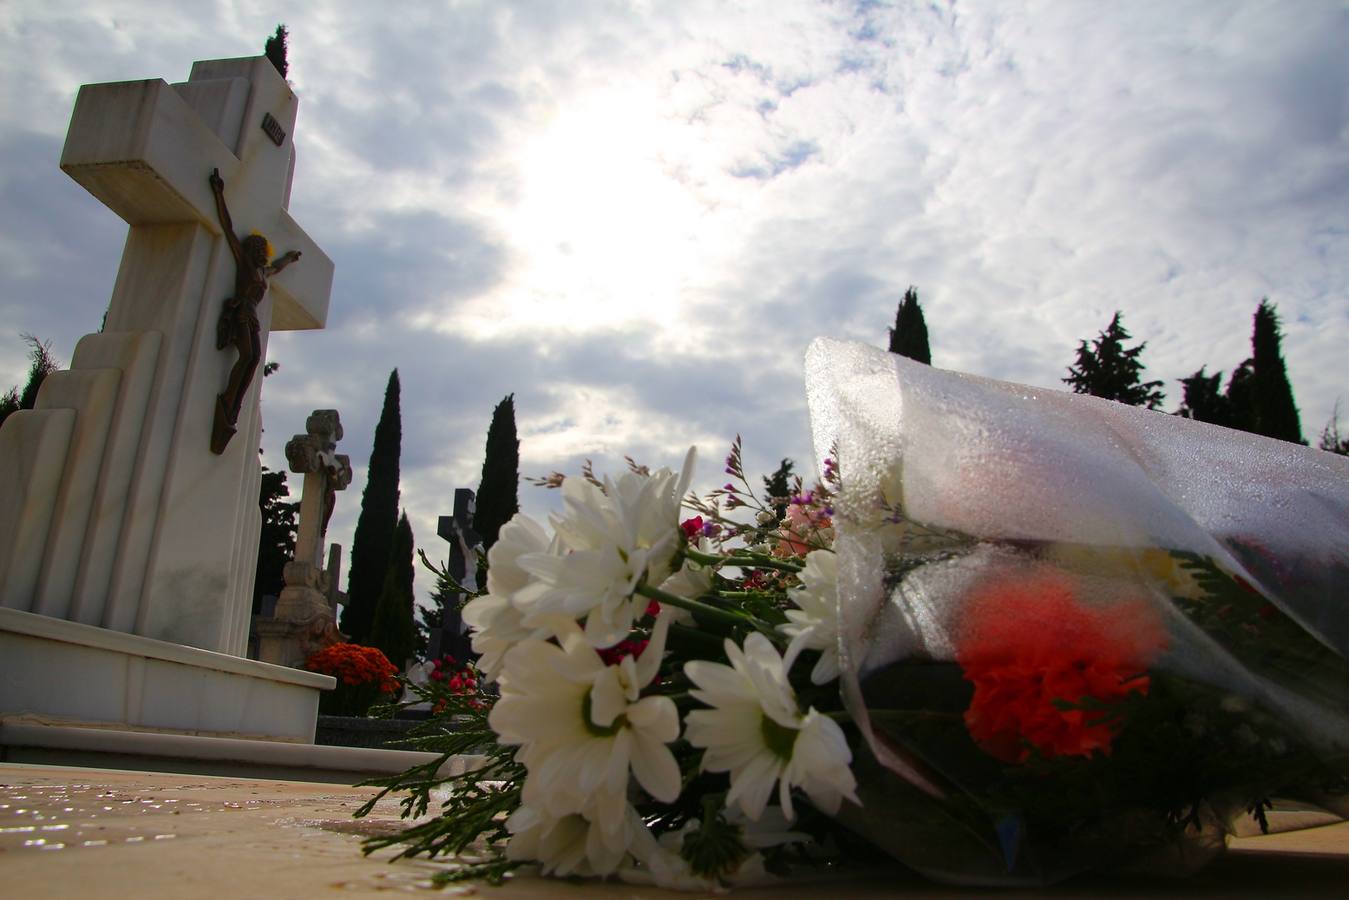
[448,88,716,339]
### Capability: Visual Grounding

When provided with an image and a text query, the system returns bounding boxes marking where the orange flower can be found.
[956,571,1166,763]
[304,643,399,693]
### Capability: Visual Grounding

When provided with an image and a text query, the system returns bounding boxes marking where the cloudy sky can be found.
[2,1,1346,605]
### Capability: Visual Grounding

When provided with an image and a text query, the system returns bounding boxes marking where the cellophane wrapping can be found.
[804,337,1349,885]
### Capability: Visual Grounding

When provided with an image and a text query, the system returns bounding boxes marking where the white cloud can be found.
[2,0,1346,611]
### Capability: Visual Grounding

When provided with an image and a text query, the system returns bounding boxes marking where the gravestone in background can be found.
[254,409,352,667]
[430,488,481,662]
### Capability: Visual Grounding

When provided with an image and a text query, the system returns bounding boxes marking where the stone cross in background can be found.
[430,489,482,662]
[256,409,351,668]
[0,56,333,655]
[284,410,353,572]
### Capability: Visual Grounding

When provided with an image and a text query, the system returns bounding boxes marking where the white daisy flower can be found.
[489,611,682,833]
[505,801,647,877]
[620,805,807,890]
[780,549,841,685]
[484,513,554,599]
[521,448,695,647]
[659,534,714,602]
[684,632,859,822]
[460,592,528,682]
[460,513,570,680]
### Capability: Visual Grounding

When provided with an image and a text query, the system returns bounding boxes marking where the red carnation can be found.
[681,516,705,541]
[956,571,1166,763]
[597,638,650,667]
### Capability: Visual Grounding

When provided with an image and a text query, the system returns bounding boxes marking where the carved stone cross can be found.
[284,409,353,573]
[0,56,334,655]
[256,409,350,667]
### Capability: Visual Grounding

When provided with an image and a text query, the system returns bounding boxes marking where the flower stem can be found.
[684,547,804,573]
[636,583,754,630]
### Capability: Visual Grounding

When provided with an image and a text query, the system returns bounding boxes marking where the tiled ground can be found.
[2,764,1346,898]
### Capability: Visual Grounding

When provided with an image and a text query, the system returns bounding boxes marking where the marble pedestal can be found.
[0,607,333,742]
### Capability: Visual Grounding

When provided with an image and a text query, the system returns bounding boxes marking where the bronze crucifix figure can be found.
[208,167,301,454]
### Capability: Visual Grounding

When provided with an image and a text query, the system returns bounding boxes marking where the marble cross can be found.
[0,57,334,655]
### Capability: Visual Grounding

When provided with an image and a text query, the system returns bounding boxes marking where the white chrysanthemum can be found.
[485,513,554,599]
[658,535,714,601]
[489,612,681,835]
[622,823,768,891]
[684,633,858,822]
[619,806,804,890]
[505,802,647,877]
[780,550,841,685]
[653,534,712,628]
[460,592,528,682]
[460,514,570,680]
[521,448,695,647]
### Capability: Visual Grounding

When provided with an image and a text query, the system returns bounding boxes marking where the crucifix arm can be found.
[266,250,302,276]
[209,168,243,264]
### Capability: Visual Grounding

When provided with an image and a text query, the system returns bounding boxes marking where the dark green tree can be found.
[888,286,932,365]
[0,335,60,428]
[1224,360,1255,432]
[1244,299,1304,444]
[1063,312,1165,409]
[473,394,520,553]
[369,511,416,672]
[264,25,289,77]
[343,369,402,643]
[417,564,466,660]
[415,584,444,660]
[1175,366,1239,428]
[1320,405,1349,456]
[252,467,297,614]
[761,458,795,521]
[0,387,17,425]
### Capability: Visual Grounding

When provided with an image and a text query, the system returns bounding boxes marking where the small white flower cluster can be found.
[459,448,858,888]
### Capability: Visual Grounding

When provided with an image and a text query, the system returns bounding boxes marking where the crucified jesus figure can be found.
[209,167,301,454]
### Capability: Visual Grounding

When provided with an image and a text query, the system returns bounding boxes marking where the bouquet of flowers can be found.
[359,338,1349,889]
[425,655,486,714]
[305,642,401,717]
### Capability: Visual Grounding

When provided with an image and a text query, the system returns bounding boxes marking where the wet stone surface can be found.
[3,764,1348,899]
[0,780,294,852]
[0,766,462,896]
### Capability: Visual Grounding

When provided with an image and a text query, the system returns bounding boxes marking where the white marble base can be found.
[0,607,333,742]
[0,720,482,785]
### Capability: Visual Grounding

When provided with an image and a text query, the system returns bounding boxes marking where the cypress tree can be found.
[264,25,289,77]
[1224,360,1256,432]
[1063,312,1165,409]
[1245,299,1304,444]
[473,394,520,553]
[762,458,795,521]
[888,287,932,365]
[1320,406,1349,456]
[343,369,401,642]
[415,581,445,660]
[1175,366,1239,428]
[252,467,297,614]
[369,512,416,671]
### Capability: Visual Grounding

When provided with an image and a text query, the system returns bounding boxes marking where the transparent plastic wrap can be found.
[804,337,1349,885]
